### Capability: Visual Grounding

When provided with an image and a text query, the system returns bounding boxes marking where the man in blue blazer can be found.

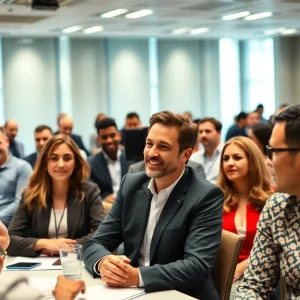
[56,114,90,157]
[88,118,133,213]
[23,125,53,168]
[83,111,224,299]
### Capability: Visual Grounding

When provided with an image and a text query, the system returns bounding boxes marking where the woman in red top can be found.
[217,137,273,298]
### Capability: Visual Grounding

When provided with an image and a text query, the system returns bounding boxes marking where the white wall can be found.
[106,38,151,128]
[2,38,58,155]
[70,38,107,149]
[158,40,202,118]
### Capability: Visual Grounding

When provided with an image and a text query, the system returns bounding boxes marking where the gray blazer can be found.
[7,181,105,257]
[128,160,206,179]
[83,167,224,299]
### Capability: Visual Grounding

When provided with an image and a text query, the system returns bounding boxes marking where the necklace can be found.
[52,201,67,239]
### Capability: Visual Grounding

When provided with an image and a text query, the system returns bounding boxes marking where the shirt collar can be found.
[203,143,223,159]
[103,149,121,163]
[0,154,13,169]
[147,168,185,197]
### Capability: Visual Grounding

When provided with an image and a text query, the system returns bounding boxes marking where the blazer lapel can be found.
[131,181,152,265]
[149,169,190,262]
[37,195,52,238]
[67,191,81,239]
[120,151,129,178]
[99,152,113,187]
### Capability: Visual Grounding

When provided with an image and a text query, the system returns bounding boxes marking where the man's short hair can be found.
[149,111,198,153]
[34,125,53,134]
[57,112,67,125]
[126,112,140,120]
[198,117,222,132]
[236,112,248,122]
[256,104,264,109]
[274,104,300,147]
[96,118,118,133]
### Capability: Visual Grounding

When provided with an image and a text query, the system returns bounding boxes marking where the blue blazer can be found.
[88,150,133,199]
[23,152,38,169]
[83,167,224,299]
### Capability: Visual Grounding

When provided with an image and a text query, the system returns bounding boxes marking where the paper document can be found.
[85,285,145,300]
[4,256,62,270]
[29,277,145,300]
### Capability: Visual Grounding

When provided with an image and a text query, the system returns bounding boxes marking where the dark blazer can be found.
[23,152,38,169]
[88,150,133,199]
[128,160,206,179]
[7,181,105,257]
[54,131,90,156]
[83,167,224,299]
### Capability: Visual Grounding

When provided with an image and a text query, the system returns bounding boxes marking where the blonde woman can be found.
[8,134,105,257]
[217,137,273,299]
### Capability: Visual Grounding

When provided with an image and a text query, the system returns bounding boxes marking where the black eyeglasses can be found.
[266,145,300,160]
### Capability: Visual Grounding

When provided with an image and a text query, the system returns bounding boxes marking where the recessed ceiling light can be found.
[222,11,250,21]
[62,26,83,34]
[125,9,153,19]
[190,27,210,35]
[264,28,285,35]
[83,26,104,34]
[281,29,297,35]
[244,12,273,21]
[172,27,191,35]
[101,9,128,18]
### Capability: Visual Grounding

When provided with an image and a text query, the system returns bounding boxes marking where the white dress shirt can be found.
[103,150,121,194]
[138,169,185,286]
[190,143,223,184]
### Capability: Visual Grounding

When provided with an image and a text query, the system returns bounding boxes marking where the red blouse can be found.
[222,204,261,263]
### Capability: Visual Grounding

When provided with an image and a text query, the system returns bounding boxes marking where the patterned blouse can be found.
[235,193,300,299]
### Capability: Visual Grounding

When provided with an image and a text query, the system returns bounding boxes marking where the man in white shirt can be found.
[190,117,223,184]
[83,111,224,299]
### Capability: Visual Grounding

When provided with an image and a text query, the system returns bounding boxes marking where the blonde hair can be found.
[24,134,90,211]
[217,136,273,213]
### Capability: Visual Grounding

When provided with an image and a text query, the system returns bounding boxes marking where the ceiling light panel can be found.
[101,9,128,18]
[125,10,153,19]
[83,26,103,34]
[244,12,273,21]
[62,26,83,33]
[222,11,250,20]
[190,27,209,35]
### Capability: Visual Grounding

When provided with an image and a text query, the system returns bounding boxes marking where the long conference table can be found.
[2,256,197,300]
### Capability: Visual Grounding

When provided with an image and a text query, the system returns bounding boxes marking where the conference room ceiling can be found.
[0,0,299,39]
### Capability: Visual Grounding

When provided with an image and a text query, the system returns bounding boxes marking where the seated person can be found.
[7,134,105,257]
[0,220,86,300]
[217,137,273,299]
[248,123,275,183]
[236,105,300,299]
[88,118,133,213]
[90,113,107,155]
[0,127,32,227]
[23,125,53,168]
[83,111,224,299]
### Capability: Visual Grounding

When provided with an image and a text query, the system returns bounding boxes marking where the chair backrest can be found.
[212,230,244,300]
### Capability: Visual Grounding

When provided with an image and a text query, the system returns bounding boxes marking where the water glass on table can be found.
[59,244,82,280]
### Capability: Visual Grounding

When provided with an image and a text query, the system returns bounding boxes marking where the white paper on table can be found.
[28,277,86,300]
[4,256,62,270]
[85,285,145,300]
[28,278,144,300]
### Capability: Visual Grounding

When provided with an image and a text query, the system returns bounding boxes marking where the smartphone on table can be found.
[6,262,41,270]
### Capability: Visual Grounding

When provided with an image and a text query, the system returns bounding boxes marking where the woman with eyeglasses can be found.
[217,137,273,299]
[7,134,105,257]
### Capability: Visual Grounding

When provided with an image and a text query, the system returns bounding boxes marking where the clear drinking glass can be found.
[59,244,82,280]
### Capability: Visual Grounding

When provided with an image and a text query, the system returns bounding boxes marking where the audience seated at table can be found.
[7,134,105,257]
[217,136,273,299]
